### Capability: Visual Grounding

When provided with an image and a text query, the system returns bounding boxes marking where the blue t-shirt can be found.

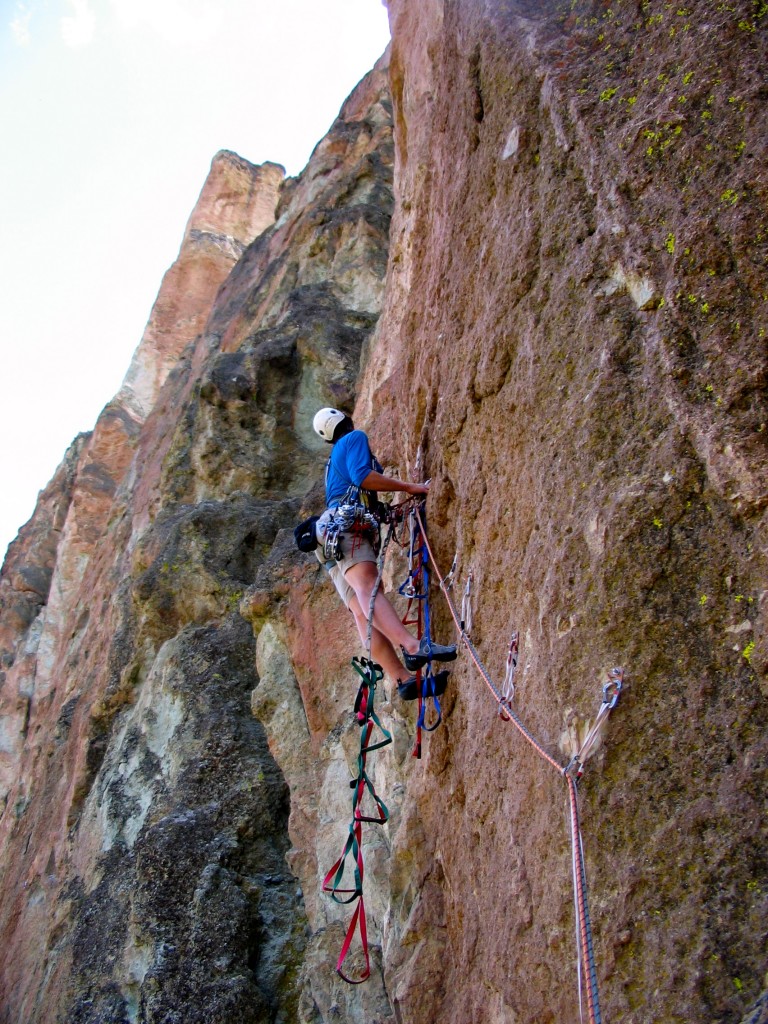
[325,430,382,508]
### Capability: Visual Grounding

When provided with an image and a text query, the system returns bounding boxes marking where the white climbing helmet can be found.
[312,407,348,442]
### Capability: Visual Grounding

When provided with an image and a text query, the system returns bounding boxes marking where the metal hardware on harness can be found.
[335,502,380,534]
[322,503,381,562]
[323,521,343,562]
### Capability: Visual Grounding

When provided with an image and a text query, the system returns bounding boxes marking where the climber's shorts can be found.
[332,534,377,608]
[327,561,356,607]
[316,515,378,609]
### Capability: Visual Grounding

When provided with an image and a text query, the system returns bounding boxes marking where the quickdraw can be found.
[322,657,391,984]
[444,552,458,590]
[461,569,473,635]
[565,668,623,782]
[499,628,519,721]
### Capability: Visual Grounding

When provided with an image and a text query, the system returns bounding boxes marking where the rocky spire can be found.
[118,153,285,421]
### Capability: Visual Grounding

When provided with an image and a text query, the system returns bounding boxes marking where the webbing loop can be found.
[323,820,364,905]
[351,658,392,754]
[322,656,391,984]
[350,761,390,822]
[416,668,443,732]
[398,507,428,601]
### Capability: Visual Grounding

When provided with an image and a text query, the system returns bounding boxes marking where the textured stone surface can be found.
[0,59,393,1023]
[740,992,768,1024]
[1,5,767,1024]
[362,3,768,1023]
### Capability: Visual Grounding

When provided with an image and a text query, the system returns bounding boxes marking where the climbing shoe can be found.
[401,637,458,671]
[397,670,450,701]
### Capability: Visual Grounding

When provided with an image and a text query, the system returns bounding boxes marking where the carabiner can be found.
[602,667,623,709]
[444,552,458,590]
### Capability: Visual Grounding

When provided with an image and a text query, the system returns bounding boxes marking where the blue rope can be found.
[421,542,432,643]
[408,510,442,731]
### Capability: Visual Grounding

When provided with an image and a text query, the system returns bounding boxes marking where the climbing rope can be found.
[568,772,601,1024]
[413,506,622,1024]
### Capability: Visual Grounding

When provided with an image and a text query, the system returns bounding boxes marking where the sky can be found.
[0,0,391,561]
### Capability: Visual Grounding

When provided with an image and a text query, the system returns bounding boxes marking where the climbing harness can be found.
[321,501,381,563]
[413,506,622,1024]
[322,657,392,983]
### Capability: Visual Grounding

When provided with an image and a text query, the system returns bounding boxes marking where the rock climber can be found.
[312,407,456,693]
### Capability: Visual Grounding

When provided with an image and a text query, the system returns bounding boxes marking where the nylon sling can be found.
[321,657,391,983]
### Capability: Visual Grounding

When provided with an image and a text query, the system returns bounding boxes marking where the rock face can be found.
[366,4,768,1023]
[1,4,767,1024]
[119,152,285,420]
[0,148,292,1021]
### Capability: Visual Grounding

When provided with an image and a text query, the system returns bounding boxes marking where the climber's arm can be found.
[359,470,429,496]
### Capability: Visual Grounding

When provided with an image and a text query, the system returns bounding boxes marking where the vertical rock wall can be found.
[1,4,767,1024]
[356,2,767,1023]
